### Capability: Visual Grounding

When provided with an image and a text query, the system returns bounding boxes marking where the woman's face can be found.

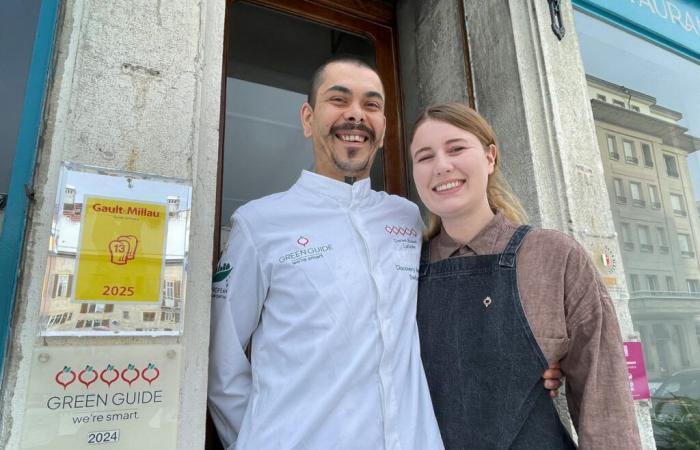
[410,119,495,222]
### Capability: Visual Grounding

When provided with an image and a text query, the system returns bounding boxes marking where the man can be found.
[208,57,444,449]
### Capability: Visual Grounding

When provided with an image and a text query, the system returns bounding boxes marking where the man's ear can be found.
[300,103,314,138]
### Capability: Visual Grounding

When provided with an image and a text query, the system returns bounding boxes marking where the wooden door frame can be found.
[208,1,404,447]
[214,0,406,253]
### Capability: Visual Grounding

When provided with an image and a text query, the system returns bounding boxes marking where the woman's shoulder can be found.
[519,227,591,263]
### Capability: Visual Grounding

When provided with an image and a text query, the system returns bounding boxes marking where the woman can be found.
[411,103,641,449]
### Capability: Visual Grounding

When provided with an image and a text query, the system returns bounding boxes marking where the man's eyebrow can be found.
[364,91,384,102]
[323,85,352,96]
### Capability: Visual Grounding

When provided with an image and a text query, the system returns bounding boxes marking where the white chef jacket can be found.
[208,170,443,450]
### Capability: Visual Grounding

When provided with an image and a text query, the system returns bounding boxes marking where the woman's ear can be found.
[486,144,497,174]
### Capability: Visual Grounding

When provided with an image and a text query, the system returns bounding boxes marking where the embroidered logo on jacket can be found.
[279,236,333,265]
[384,225,418,237]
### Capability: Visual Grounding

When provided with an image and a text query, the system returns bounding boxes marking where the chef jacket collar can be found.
[295,170,371,206]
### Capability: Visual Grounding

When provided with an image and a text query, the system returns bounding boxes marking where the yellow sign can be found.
[74,197,167,303]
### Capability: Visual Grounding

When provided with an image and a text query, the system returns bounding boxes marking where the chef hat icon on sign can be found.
[109,235,138,265]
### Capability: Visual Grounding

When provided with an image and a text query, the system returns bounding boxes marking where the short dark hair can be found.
[307,56,380,107]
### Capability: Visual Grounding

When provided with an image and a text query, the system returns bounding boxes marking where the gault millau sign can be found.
[73,196,167,304]
[20,345,181,449]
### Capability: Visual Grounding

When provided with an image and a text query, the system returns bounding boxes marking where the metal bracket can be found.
[24,184,36,201]
[548,0,565,40]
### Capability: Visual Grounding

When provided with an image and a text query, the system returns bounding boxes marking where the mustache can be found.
[330,122,376,142]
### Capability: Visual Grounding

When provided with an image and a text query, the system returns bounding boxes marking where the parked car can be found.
[651,368,700,449]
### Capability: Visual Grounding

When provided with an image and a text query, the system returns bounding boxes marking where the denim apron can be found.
[417,225,576,450]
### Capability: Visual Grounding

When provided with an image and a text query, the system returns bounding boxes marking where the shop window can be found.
[641,143,653,167]
[607,135,619,160]
[630,181,644,207]
[623,140,638,164]
[678,234,694,258]
[638,225,652,253]
[670,193,686,216]
[664,154,679,177]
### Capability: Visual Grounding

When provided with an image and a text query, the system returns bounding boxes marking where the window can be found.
[613,99,626,107]
[104,304,114,313]
[648,185,660,209]
[143,312,156,322]
[641,143,653,167]
[670,193,686,216]
[597,94,607,102]
[666,276,676,292]
[80,303,97,314]
[75,320,84,329]
[122,311,130,319]
[646,275,659,291]
[688,279,700,293]
[630,182,644,207]
[50,274,73,298]
[630,274,641,292]
[621,222,634,250]
[606,135,619,160]
[678,233,694,257]
[631,105,640,112]
[613,178,625,203]
[638,225,652,252]
[623,140,638,164]
[664,153,679,177]
[657,227,669,254]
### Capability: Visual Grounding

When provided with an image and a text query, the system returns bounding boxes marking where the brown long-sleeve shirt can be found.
[430,211,641,450]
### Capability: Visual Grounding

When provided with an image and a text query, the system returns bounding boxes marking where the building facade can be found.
[5,0,700,448]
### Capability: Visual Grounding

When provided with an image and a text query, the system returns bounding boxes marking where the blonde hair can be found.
[410,103,528,239]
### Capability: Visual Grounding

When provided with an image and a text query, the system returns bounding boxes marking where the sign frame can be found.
[40,162,192,337]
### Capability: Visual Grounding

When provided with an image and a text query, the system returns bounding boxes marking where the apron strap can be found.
[498,225,532,268]
[419,239,431,276]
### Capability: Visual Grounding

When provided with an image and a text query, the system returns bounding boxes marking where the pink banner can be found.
[624,341,650,400]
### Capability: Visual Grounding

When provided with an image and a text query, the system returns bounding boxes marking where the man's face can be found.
[301,62,386,180]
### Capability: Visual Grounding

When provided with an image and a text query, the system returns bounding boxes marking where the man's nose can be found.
[343,102,364,123]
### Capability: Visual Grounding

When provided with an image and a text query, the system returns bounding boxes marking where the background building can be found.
[589,75,700,381]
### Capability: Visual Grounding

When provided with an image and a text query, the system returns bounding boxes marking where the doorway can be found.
[208,0,403,447]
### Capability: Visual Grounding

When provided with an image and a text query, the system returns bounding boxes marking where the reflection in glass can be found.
[576,8,700,446]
